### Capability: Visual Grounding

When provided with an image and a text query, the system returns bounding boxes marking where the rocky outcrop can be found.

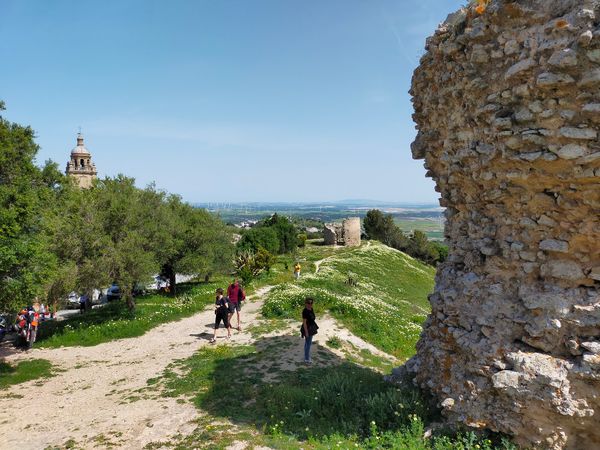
[406,1,600,448]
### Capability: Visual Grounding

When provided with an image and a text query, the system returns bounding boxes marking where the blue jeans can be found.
[304,334,313,361]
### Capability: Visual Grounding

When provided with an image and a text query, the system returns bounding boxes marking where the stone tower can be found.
[66,133,97,188]
[401,1,600,449]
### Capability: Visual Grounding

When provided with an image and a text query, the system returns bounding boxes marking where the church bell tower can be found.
[65,133,97,188]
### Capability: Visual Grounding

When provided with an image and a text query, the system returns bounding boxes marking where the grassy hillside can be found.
[262,241,436,359]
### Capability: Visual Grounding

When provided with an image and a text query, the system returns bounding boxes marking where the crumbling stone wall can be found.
[323,224,340,245]
[343,217,361,247]
[406,1,600,448]
[323,218,361,246]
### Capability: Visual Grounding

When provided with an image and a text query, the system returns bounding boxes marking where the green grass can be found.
[394,218,444,234]
[147,344,516,450]
[36,279,230,348]
[0,359,55,388]
[326,336,342,349]
[246,318,291,338]
[262,241,435,359]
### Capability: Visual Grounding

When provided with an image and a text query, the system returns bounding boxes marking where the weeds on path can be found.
[0,359,55,388]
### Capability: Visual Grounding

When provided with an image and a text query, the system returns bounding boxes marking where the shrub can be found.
[234,246,276,283]
[297,233,307,248]
[254,246,276,273]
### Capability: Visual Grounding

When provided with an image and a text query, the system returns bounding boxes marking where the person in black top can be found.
[210,288,230,343]
[301,297,318,363]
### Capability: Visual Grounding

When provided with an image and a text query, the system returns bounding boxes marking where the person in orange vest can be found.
[294,262,301,280]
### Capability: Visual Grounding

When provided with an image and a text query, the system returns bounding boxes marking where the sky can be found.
[1,0,462,203]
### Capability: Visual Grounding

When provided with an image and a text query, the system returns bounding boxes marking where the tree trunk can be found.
[85,291,92,312]
[125,291,136,311]
[169,270,177,296]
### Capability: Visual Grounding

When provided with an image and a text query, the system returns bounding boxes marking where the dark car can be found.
[106,285,121,301]
[106,283,146,301]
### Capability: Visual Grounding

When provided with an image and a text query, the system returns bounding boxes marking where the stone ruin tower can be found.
[405,1,600,448]
[66,133,97,188]
[323,217,361,246]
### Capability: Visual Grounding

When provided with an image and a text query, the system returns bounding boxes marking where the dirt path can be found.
[0,295,265,450]
[0,284,394,449]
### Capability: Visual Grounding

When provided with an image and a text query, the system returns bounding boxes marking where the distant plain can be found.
[195,201,445,240]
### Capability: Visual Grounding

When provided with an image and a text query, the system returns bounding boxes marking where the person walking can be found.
[227,279,245,331]
[210,288,230,343]
[294,262,301,280]
[301,298,318,363]
[79,294,87,314]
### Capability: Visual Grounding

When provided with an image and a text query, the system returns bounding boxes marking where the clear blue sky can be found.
[1,0,462,203]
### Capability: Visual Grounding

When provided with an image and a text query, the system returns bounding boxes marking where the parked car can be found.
[106,283,147,301]
[106,285,121,301]
[66,292,81,309]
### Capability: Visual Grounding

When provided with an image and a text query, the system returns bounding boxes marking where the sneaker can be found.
[209,338,216,344]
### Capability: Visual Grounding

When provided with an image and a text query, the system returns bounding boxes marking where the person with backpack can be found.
[210,288,230,343]
[227,279,245,331]
[301,297,318,363]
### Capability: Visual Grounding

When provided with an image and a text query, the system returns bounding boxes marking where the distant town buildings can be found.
[65,133,97,188]
[234,220,259,229]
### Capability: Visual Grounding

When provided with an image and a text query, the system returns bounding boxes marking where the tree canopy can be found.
[363,209,446,266]
[0,103,234,312]
[0,103,57,311]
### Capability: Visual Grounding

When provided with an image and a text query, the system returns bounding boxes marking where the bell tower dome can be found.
[65,132,97,188]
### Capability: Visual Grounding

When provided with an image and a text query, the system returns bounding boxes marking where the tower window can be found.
[80,158,85,167]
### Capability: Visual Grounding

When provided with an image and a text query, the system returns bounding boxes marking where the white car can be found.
[67,292,81,309]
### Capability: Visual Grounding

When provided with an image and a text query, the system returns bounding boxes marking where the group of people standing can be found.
[209,278,319,364]
[210,279,245,343]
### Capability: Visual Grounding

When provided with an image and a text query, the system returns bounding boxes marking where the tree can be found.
[263,213,299,254]
[363,209,445,266]
[45,181,112,310]
[160,196,233,296]
[237,227,280,255]
[430,241,448,264]
[363,209,405,248]
[0,103,56,311]
[93,176,169,310]
[408,230,440,265]
[49,176,165,310]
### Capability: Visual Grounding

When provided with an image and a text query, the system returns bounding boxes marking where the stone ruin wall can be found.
[406,1,600,448]
[323,218,361,247]
[342,217,362,247]
[323,223,342,245]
